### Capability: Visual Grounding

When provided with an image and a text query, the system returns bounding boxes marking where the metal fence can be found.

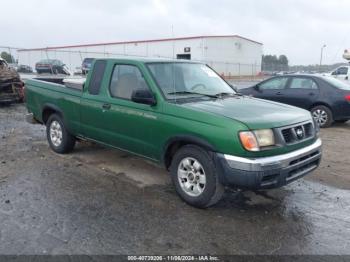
[2,46,262,80]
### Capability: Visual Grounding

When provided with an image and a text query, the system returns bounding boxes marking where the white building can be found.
[18,35,263,76]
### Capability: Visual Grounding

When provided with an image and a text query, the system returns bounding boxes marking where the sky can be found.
[1,0,350,65]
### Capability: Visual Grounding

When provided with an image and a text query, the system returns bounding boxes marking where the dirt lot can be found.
[0,104,350,255]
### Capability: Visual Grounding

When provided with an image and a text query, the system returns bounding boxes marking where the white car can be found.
[330,66,350,80]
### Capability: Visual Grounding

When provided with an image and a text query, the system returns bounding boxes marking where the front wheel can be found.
[170,145,224,208]
[311,105,333,128]
[46,114,76,154]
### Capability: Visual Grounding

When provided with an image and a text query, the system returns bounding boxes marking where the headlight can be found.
[239,129,275,151]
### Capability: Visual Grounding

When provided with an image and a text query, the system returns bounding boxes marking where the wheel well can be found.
[42,107,61,124]
[309,102,332,113]
[163,139,215,170]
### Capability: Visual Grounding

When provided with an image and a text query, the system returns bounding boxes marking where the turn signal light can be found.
[239,131,259,151]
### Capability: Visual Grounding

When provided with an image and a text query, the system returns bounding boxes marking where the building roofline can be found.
[17,35,263,52]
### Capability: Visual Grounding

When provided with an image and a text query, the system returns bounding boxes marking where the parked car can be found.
[82,58,94,75]
[17,64,33,73]
[35,59,70,75]
[0,58,24,104]
[25,58,322,208]
[329,65,350,80]
[240,75,350,127]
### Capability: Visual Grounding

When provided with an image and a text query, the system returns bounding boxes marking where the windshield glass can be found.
[321,76,350,90]
[147,62,235,99]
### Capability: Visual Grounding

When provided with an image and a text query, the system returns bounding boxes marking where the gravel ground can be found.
[0,104,349,255]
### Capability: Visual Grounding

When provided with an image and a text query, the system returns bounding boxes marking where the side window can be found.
[109,64,148,100]
[88,60,107,95]
[259,77,288,90]
[337,67,348,75]
[289,78,318,89]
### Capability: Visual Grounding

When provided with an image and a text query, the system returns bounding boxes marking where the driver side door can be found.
[101,63,161,159]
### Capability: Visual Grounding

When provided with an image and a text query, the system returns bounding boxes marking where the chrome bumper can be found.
[216,138,322,189]
[218,138,322,172]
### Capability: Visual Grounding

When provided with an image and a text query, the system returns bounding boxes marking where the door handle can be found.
[309,93,315,96]
[102,103,111,110]
[276,92,282,95]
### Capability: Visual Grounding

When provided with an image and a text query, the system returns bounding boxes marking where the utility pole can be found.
[320,44,326,71]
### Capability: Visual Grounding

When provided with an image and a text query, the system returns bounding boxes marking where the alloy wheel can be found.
[177,157,206,197]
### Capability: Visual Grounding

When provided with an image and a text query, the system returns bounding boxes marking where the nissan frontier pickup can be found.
[25,58,322,208]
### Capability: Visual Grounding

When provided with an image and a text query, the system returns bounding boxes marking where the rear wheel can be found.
[46,114,76,154]
[170,145,224,208]
[311,105,333,128]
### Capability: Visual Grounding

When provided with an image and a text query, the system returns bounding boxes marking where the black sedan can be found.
[240,75,350,127]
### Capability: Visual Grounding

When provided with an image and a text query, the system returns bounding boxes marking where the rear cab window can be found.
[88,60,107,95]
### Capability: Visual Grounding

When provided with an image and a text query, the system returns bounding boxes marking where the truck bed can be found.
[28,77,85,91]
[25,77,84,134]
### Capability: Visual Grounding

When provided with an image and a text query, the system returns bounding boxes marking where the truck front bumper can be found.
[216,138,322,189]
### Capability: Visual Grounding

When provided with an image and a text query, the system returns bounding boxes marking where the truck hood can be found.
[182,96,311,129]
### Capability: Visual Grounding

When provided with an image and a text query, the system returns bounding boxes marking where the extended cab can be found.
[25,58,322,208]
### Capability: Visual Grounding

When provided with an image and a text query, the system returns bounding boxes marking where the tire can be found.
[311,105,333,128]
[46,114,76,154]
[170,145,225,208]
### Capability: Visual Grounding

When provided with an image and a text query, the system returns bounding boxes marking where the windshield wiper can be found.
[214,92,242,98]
[214,92,234,97]
[167,91,218,98]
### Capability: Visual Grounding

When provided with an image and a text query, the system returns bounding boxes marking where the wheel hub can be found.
[312,109,327,126]
[50,120,63,147]
[177,157,206,197]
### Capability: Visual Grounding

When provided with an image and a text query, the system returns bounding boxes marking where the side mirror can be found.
[331,71,337,76]
[253,85,260,91]
[131,88,156,106]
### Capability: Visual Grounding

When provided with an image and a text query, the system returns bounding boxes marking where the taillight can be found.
[345,94,350,102]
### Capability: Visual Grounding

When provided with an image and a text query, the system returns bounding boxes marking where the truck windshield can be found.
[147,62,235,99]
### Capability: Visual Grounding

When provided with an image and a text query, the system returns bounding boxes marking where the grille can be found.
[281,122,314,144]
[287,159,319,181]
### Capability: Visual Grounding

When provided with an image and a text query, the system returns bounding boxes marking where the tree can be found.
[278,55,288,65]
[0,51,15,63]
[262,54,289,71]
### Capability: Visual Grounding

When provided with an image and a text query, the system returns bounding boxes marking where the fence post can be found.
[238,63,241,80]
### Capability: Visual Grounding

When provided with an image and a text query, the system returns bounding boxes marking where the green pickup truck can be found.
[25,58,322,208]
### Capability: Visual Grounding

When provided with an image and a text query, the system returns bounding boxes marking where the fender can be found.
[41,103,64,123]
[162,135,217,167]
